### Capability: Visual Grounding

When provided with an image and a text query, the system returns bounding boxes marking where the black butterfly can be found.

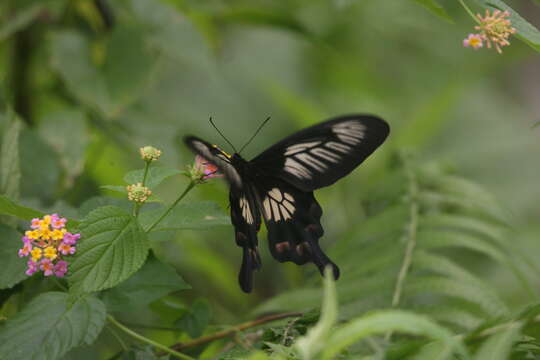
[184,114,389,293]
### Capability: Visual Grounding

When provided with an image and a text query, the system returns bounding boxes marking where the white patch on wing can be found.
[310,147,341,163]
[263,188,296,222]
[284,141,321,156]
[332,121,366,145]
[284,158,312,179]
[239,196,254,224]
[325,141,351,153]
[295,153,327,171]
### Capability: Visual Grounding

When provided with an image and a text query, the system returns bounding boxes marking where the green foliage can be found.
[0,224,27,289]
[1,0,540,359]
[69,206,149,294]
[0,292,106,360]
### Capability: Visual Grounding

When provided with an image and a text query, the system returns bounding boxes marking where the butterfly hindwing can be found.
[257,179,339,279]
[229,184,262,293]
[251,115,389,192]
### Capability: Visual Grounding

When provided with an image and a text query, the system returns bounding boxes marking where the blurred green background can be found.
[1,0,540,358]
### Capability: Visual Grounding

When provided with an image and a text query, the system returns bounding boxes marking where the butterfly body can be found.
[185,114,389,293]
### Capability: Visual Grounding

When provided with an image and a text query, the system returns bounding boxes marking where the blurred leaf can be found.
[0,292,106,360]
[37,109,88,185]
[139,201,230,231]
[101,185,128,194]
[217,8,311,38]
[322,310,468,360]
[295,268,337,359]
[474,322,522,360]
[0,194,43,220]
[475,0,540,52]
[124,167,184,189]
[69,206,149,294]
[0,111,22,200]
[0,224,26,289]
[0,4,42,42]
[409,0,453,22]
[102,252,190,312]
[121,347,171,360]
[19,129,61,201]
[175,298,211,338]
[49,26,157,118]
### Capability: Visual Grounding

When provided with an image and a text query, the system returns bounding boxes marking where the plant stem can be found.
[134,161,151,217]
[169,312,303,351]
[145,181,195,233]
[458,0,480,23]
[386,153,419,341]
[107,315,195,360]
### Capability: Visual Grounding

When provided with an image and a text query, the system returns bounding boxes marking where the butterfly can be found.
[184,114,390,293]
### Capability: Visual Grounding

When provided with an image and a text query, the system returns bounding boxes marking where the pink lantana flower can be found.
[463,34,483,49]
[54,261,68,277]
[26,260,39,276]
[50,214,67,229]
[58,242,76,255]
[40,258,54,276]
[62,232,80,245]
[18,243,32,257]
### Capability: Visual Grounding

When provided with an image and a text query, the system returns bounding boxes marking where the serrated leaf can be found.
[475,0,540,52]
[474,322,522,360]
[0,112,22,200]
[409,0,453,22]
[0,224,27,289]
[0,194,43,220]
[124,167,183,189]
[175,298,211,338]
[0,292,106,360]
[139,201,230,231]
[69,206,149,294]
[321,310,468,360]
[102,252,190,312]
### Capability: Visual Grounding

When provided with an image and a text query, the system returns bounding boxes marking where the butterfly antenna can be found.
[209,117,237,153]
[239,116,271,154]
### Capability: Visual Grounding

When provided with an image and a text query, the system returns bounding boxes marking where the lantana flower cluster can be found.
[463,9,517,53]
[19,214,80,277]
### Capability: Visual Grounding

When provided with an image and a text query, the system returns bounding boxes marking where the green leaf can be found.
[474,322,522,360]
[78,196,131,217]
[295,267,338,359]
[124,167,183,189]
[0,224,26,289]
[139,201,230,231]
[409,0,453,22]
[102,252,190,312]
[0,4,42,42]
[0,194,43,220]
[101,185,128,194]
[69,206,149,294]
[0,292,106,360]
[475,0,540,52]
[0,111,22,200]
[37,109,88,183]
[322,310,469,360]
[175,298,211,338]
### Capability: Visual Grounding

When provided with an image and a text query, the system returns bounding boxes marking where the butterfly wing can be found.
[256,179,339,279]
[184,136,262,292]
[250,114,389,192]
[229,183,262,293]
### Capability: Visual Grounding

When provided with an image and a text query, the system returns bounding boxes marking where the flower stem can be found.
[134,161,152,217]
[145,181,196,233]
[458,0,480,23]
[107,315,195,360]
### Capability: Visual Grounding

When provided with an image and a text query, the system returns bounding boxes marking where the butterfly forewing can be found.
[251,115,389,192]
